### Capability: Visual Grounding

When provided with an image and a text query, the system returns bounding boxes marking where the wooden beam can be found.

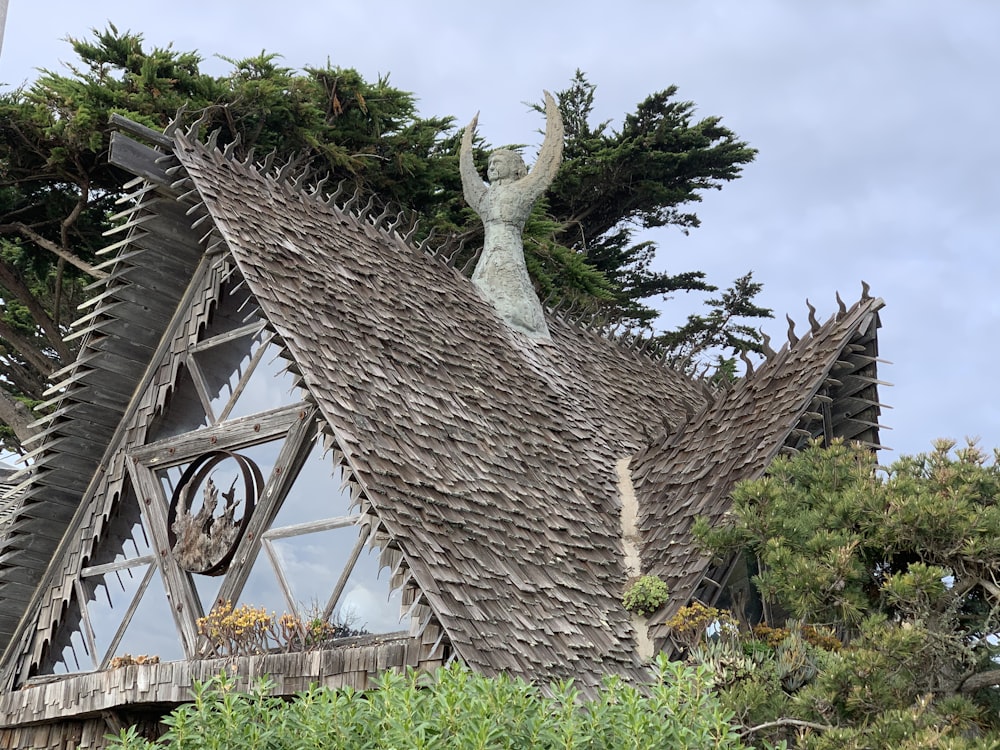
[109,114,173,149]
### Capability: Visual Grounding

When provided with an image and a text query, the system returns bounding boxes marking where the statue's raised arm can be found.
[459,112,487,213]
[518,91,564,204]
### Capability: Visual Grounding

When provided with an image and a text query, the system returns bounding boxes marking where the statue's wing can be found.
[521,91,564,201]
[459,113,487,212]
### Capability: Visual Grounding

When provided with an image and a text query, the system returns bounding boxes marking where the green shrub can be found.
[107,656,746,749]
[622,575,669,616]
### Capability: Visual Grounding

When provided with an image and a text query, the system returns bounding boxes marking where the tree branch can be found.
[0,317,58,379]
[960,669,1000,694]
[0,255,72,362]
[742,718,834,736]
[0,388,39,451]
[13,222,108,280]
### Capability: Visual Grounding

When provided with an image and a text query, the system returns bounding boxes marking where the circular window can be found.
[167,451,263,575]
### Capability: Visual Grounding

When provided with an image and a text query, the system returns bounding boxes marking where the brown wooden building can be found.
[0,116,886,748]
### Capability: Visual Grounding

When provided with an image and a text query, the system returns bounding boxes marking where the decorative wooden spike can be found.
[205,128,222,151]
[222,133,242,159]
[371,203,394,229]
[684,400,696,421]
[760,329,776,358]
[276,154,304,182]
[806,299,820,333]
[460,249,483,275]
[289,168,313,190]
[309,175,329,197]
[206,239,227,255]
[164,103,188,136]
[357,194,376,219]
[240,146,256,168]
[861,280,872,300]
[836,290,847,317]
[387,210,406,235]
[186,110,212,142]
[184,200,206,216]
[402,218,420,244]
[640,329,660,353]
[177,187,201,204]
[800,411,823,423]
[445,239,467,267]
[786,314,799,346]
[260,150,277,173]
[699,379,716,403]
[811,393,834,405]
[415,227,436,253]
[739,349,754,377]
[342,187,363,213]
[846,374,894,387]
[831,359,855,372]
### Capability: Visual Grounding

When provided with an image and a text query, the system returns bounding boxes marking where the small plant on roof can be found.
[623,575,668,616]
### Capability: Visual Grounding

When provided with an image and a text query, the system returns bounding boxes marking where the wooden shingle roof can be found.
[171,131,703,684]
[0,116,886,690]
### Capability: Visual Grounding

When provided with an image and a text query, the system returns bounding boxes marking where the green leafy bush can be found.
[622,574,669,616]
[107,657,745,749]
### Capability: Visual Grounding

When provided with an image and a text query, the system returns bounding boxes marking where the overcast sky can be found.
[2,1,998,460]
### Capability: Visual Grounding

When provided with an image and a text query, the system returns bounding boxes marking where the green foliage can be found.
[622,574,669,616]
[107,658,746,749]
[692,439,1000,747]
[657,272,773,371]
[543,71,769,349]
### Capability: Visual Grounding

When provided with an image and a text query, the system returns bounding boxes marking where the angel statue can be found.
[460,91,564,339]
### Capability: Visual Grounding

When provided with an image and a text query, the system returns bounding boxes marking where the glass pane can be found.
[88,485,151,568]
[267,524,360,616]
[207,339,300,424]
[270,440,356,529]
[113,568,185,663]
[82,561,152,664]
[199,329,260,423]
[51,628,91,675]
[146,365,210,442]
[335,545,404,636]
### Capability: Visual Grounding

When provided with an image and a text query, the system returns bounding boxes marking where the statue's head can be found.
[487,149,528,184]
